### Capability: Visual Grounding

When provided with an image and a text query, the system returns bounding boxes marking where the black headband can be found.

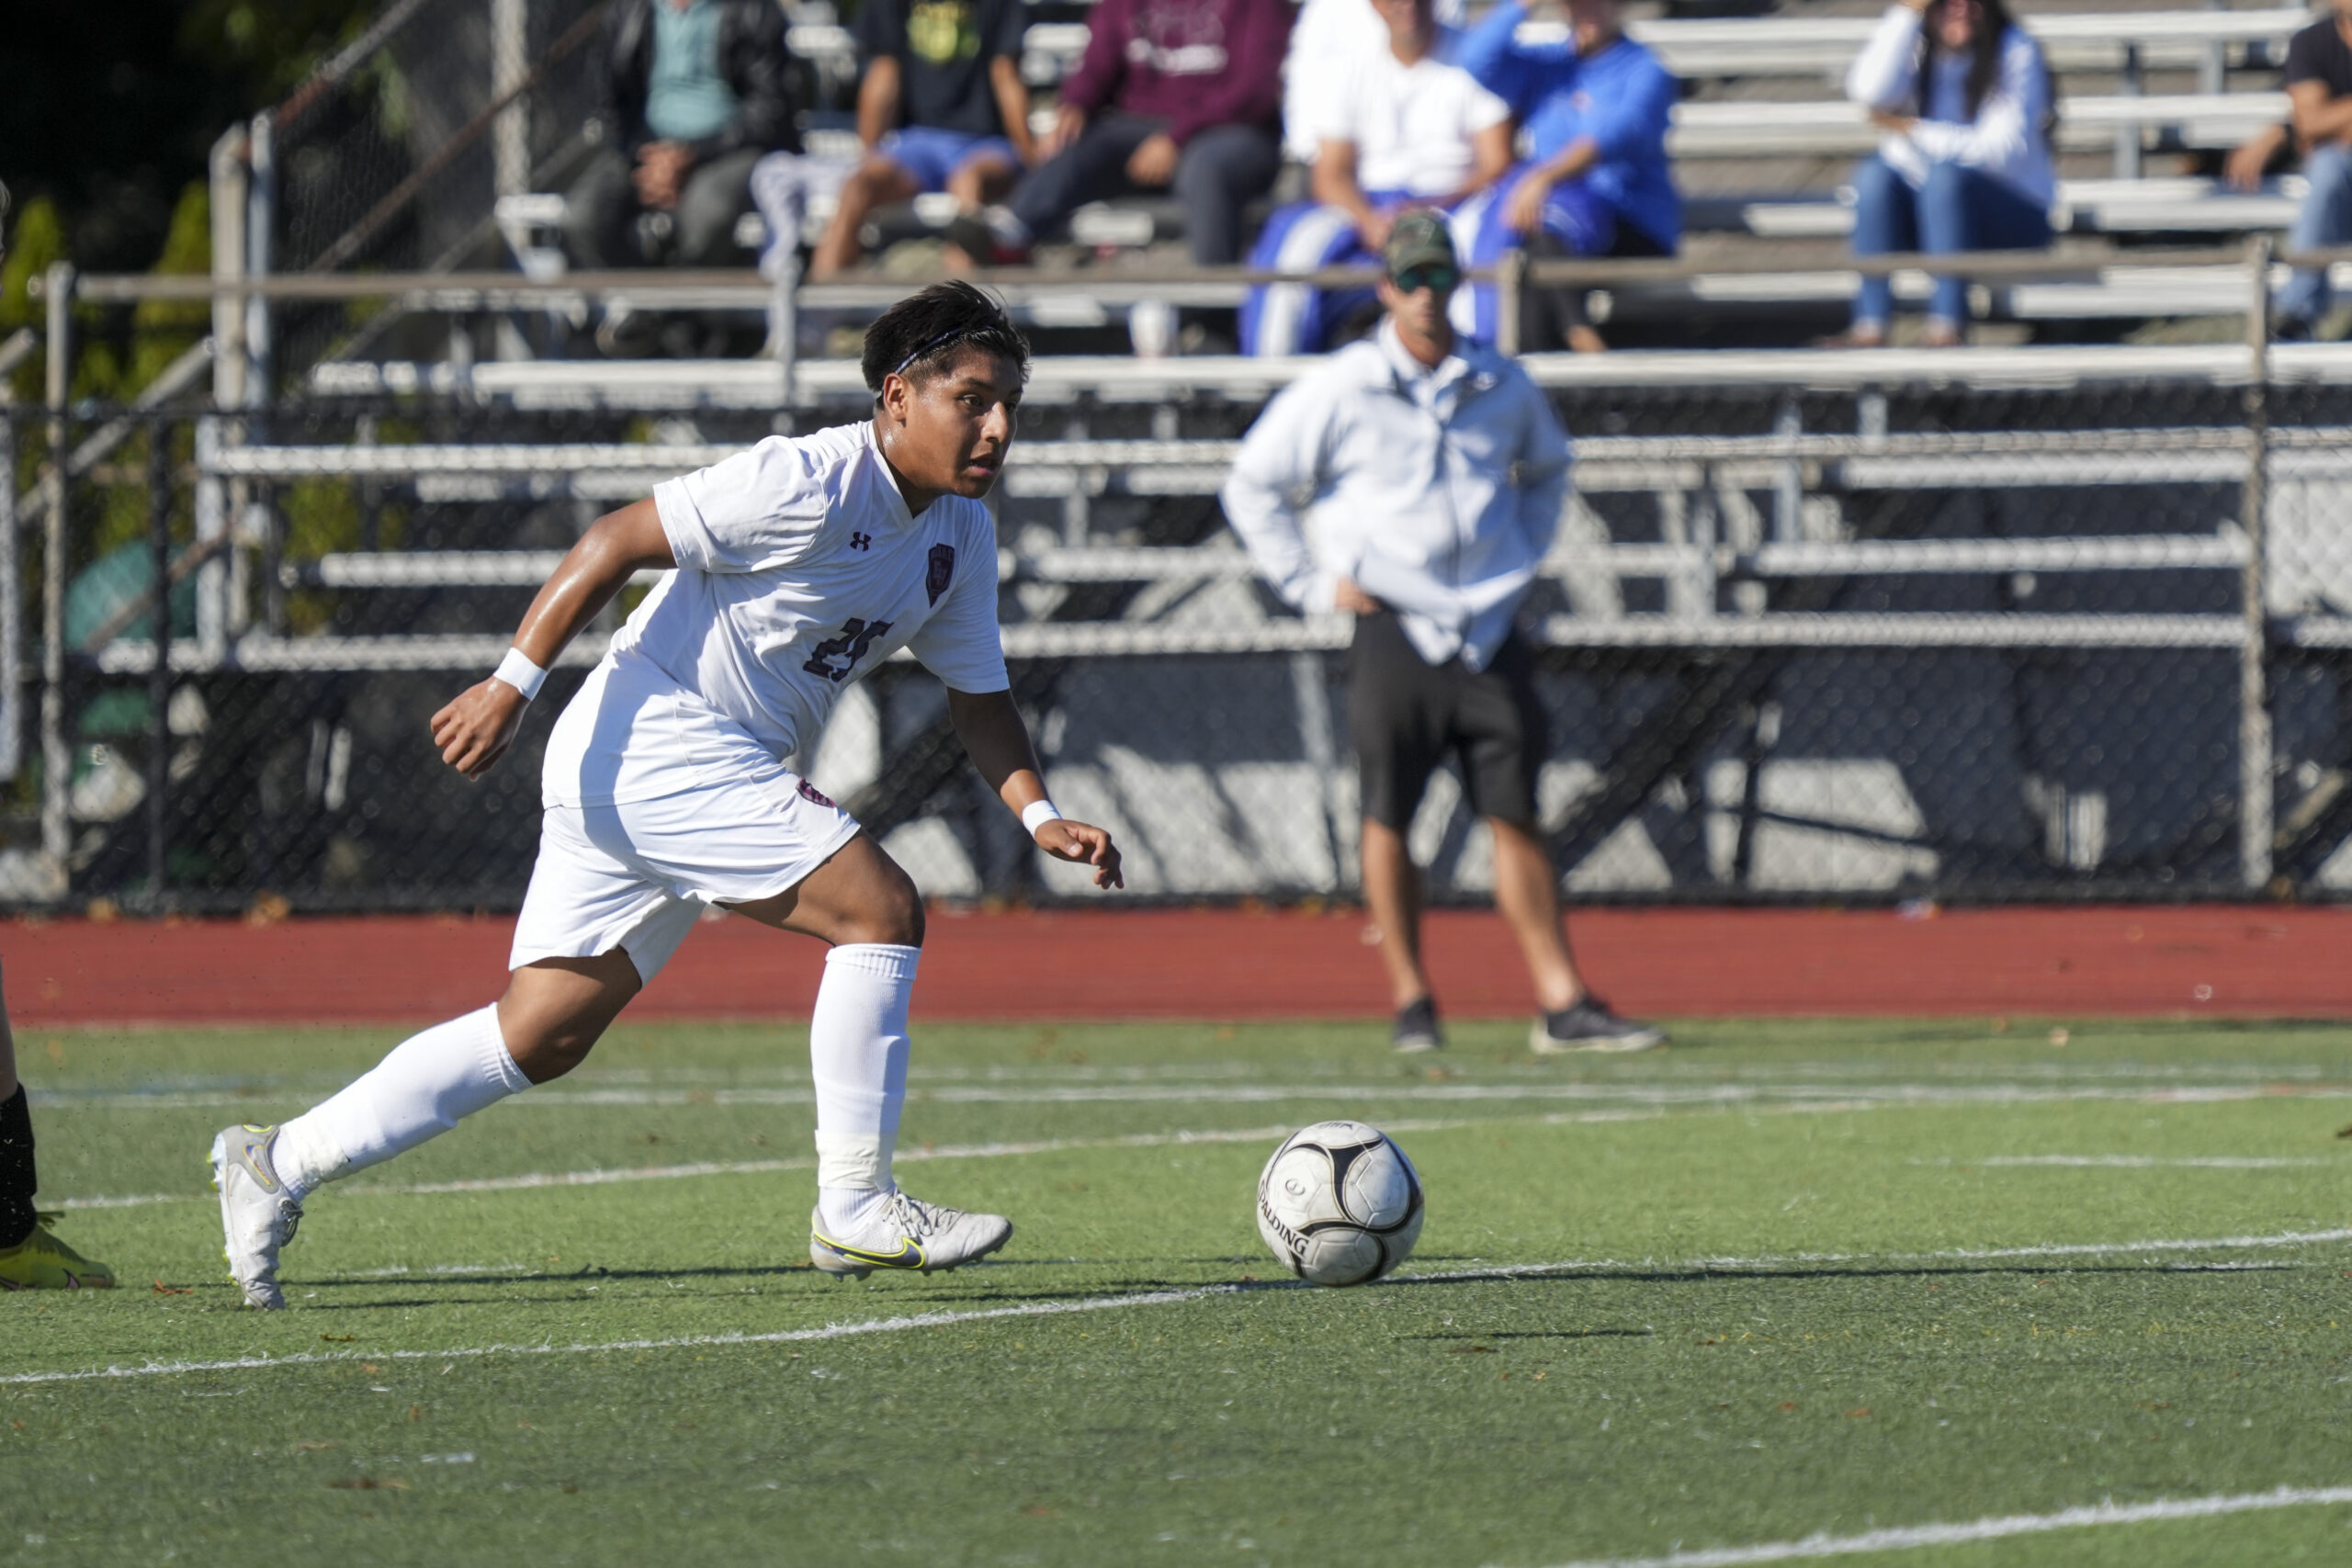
[890,326,977,379]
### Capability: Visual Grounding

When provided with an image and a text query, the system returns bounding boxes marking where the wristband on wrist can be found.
[1021,799,1065,836]
[492,648,548,701]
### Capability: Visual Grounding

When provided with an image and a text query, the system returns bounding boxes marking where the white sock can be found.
[809,942,917,1232]
[272,1004,531,1201]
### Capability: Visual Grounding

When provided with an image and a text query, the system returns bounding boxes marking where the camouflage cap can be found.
[1381,209,1457,282]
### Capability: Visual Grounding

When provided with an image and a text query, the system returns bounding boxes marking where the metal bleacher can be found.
[34,0,2352,913]
[458,1,2327,353]
[174,0,2352,658]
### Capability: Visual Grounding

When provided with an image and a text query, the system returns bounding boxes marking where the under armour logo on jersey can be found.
[850,531,872,551]
[926,544,956,604]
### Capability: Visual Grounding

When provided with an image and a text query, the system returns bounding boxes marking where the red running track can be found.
[3,904,2348,1025]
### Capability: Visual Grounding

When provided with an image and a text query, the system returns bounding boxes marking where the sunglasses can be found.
[1390,265,1459,295]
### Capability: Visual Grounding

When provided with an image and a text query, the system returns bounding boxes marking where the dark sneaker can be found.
[1531,998,1666,1055]
[942,212,1030,268]
[1392,996,1443,1054]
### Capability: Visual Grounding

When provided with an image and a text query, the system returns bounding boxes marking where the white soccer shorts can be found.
[510,768,863,983]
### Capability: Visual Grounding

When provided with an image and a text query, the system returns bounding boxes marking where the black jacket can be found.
[590,0,798,160]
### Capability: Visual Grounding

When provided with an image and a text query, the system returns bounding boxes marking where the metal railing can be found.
[20,241,2352,906]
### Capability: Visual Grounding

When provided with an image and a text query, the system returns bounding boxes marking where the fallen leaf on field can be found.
[1452,1345,1495,1354]
[327,1477,406,1491]
[320,1334,356,1343]
[152,1281,191,1295]
[1844,1408,1871,1418]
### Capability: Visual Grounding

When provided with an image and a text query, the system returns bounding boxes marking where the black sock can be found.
[0,1085,37,1248]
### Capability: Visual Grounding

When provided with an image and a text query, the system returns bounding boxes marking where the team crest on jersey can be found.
[926,544,956,605]
[797,778,837,809]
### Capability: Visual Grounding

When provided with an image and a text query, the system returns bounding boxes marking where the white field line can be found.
[9,1226,2349,1390]
[48,1090,2346,1212]
[0,1286,1250,1388]
[1524,1484,2352,1568]
[1402,1225,2352,1278]
[49,1112,1644,1209]
[37,1080,2352,1112]
[1915,1154,2329,1169]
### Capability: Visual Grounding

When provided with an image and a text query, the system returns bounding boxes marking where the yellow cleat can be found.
[0,1213,116,1291]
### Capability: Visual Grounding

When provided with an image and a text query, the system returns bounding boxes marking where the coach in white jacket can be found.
[1221,211,1660,1055]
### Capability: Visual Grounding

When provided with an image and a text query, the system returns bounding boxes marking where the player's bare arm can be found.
[945,686,1125,889]
[430,498,679,779]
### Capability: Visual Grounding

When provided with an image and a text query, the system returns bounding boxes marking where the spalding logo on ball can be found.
[1256,1120,1424,1287]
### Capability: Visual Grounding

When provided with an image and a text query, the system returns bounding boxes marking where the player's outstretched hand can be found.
[1036,819,1124,890]
[430,679,528,779]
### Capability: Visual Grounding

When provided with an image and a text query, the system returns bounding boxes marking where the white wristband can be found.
[1021,799,1065,836]
[492,648,548,701]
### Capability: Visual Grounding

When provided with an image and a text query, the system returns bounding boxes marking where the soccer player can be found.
[0,971,116,1289]
[209,282,1121,1310]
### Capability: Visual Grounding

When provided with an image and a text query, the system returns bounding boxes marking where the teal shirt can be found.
[645,0,739,143]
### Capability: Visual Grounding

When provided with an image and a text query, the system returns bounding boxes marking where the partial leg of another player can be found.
[0,964,116,1290]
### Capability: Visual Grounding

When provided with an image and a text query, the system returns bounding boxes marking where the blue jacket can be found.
[1457,0,1680,250]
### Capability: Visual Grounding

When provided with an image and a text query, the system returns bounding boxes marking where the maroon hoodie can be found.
[1058,0,1293,147]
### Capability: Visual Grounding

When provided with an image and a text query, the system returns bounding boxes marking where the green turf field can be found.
[7,1016,2352,1566]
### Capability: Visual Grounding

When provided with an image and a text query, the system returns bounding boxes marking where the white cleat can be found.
[209,1124,301,1310]
[808,1190,1012,1280]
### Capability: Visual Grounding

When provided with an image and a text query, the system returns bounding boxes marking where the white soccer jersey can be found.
[540,420,1010,807]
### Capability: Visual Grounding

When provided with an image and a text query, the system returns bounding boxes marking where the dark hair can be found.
[860,280,1030,402]
[1917,0,2039,125]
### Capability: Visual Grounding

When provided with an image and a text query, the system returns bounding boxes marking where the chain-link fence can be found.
[9,366,2352,913]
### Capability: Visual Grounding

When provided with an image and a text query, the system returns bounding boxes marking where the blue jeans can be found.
[1849,155,2052,328]
[2282,142,2352,326]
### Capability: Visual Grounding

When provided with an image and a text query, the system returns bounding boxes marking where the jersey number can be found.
[803,617,893,682]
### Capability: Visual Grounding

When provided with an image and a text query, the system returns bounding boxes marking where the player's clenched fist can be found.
[1035,818,1124,889]
[431,678,528,779]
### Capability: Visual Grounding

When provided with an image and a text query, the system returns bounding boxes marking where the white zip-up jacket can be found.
[1220,321,1571,671]
[1844,5,2054,210]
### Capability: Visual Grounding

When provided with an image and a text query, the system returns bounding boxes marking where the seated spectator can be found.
[1240,0,1511,356]
[566,0,795,271]
[2224,121,2292,196]
[1452,0,1679,353]
[803,0,1035,280]
[1283,0,1467,164]
[2274,0,2352,339]
[1834,0,2053,349]
[948,0,1290,267]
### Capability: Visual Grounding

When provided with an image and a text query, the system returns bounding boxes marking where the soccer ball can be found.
[1255,1120,1424,1287]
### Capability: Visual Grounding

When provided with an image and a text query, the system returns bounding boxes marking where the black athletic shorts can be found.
[1347,608,1546,832]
